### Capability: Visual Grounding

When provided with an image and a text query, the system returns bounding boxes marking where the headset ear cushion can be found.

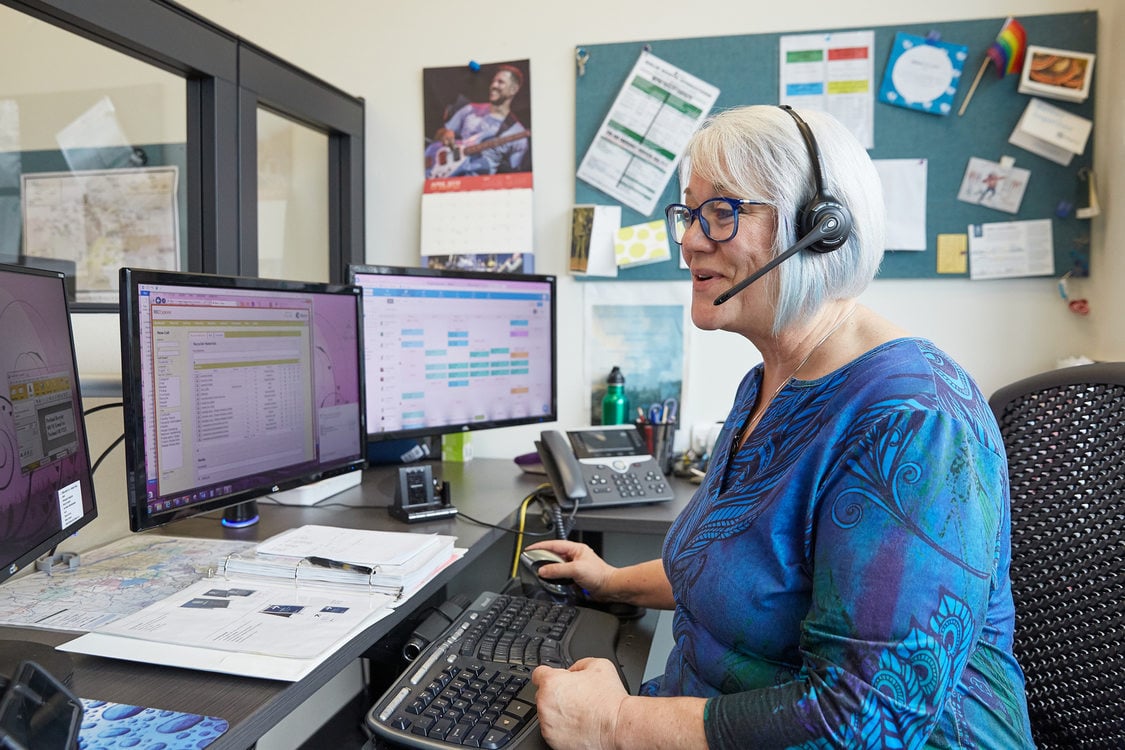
[799,198,853,253]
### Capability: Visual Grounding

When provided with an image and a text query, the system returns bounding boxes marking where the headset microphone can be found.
[712,105,852,307]
[712,215,844,306]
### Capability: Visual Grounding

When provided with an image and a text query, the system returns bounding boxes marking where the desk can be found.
[0,459,697,749]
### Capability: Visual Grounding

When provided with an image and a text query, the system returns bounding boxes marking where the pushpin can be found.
[468,60,481,72]
[575,48,590,77]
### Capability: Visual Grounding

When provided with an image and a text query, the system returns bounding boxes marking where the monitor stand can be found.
[266,470,363,507]
[0,639,74,686]
[221,501,260,528]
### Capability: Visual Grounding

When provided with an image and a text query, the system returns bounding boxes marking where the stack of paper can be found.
[221,525,459,599]
[59,526,464,681]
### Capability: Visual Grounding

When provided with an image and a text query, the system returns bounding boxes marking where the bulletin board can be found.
[573,12,1097,281]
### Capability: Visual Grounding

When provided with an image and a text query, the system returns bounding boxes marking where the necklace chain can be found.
[738,305,857,445]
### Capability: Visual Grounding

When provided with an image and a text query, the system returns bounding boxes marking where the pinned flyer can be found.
[577,51,719,216]
[1008,98,1092,167]
[956,156,1030,214]
[615,220,671,269]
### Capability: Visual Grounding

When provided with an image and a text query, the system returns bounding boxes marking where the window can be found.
[0,0,363,310]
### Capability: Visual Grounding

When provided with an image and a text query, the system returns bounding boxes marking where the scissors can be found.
[660,398,678,424]
[648,398,678,424]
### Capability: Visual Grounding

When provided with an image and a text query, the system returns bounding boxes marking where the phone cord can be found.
[551,504,568,540]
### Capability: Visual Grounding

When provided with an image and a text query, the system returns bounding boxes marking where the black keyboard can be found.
[366,591,621,750]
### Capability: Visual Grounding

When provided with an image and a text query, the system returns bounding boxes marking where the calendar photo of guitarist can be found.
[423,60,532,181]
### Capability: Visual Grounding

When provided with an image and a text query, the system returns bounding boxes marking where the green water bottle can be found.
[601,366,629,425]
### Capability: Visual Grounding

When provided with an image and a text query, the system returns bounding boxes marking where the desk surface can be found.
[0,459,696,750]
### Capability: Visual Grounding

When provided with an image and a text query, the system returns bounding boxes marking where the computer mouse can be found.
[519,548,575,598]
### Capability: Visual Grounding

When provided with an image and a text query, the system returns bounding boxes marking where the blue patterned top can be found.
[644,339,1034,748]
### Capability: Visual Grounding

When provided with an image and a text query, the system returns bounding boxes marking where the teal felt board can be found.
[574,12,1096,281]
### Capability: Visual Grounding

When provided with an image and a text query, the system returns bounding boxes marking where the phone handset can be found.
[535,430,589,508]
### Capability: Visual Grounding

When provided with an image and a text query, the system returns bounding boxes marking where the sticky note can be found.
[936,233,968,274]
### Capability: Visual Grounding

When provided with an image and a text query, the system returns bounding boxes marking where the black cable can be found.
[83,402,126,477]
[454,509,555,537]
[91,432,125,476]
[551,504,569,540]
[82,401,123,417]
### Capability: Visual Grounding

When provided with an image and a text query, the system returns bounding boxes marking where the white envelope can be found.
[1008,99,1092,166]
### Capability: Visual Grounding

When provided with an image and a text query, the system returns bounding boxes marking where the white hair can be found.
[684,105,886,333]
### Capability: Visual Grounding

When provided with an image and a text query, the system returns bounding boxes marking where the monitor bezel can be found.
[348,264,558,443]
[119,267,368,532]
[0,263,98,585]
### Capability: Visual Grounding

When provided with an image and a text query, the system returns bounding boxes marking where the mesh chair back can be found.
[989,363,1125,749]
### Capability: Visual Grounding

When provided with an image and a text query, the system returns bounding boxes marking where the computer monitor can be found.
[119,268,367,532]
[348,265,556,444]
[0,263,98,678]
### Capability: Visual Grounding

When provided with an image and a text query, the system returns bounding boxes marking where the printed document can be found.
[61,576,396,681]
[577,51,719,216]
[968,219,1054,280]
[780,30,875,148]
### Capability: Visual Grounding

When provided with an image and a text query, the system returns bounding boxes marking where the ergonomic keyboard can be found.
[366,591,622,750]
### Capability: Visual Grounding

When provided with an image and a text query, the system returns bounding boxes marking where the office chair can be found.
[988,362,1125,749]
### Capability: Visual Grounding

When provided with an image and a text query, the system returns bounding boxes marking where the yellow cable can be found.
[510,484,549,578]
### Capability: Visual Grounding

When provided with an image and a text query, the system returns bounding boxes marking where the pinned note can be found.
[615,220,671,269]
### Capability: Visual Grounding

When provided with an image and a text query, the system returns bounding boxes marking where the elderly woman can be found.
[529,105,1033,749]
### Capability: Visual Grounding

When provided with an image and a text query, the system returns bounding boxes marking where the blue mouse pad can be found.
[79,699,228,748]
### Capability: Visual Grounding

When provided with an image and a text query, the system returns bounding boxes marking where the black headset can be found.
[778,105,852,254]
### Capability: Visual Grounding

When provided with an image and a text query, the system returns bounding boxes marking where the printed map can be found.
[0,535,254,632]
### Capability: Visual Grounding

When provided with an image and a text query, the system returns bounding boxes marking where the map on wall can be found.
[20,166,180,304]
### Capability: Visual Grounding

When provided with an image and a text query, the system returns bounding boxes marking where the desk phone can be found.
[535,427,673,509]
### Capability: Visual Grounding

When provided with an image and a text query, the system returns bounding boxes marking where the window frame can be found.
[2,0,364,310]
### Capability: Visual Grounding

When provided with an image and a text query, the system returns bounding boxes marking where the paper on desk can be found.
[255,525,450,569]
[60,577,396,681]
[222,546,465,603]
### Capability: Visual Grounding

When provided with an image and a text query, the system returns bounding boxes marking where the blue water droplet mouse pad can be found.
[79,699,228,748]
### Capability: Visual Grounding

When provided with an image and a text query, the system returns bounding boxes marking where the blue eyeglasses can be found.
[664,197,766,245]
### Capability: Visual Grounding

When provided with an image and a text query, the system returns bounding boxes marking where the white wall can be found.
[62,0,1122,551]
[160,0,1119,463]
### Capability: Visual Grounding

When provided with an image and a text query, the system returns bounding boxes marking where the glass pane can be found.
[257,108,328,283]
[0,5,187,305]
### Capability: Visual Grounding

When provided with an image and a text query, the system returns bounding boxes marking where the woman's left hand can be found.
[532,658,627,750]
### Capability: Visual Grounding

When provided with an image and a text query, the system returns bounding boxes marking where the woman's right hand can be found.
[524,540,617,602]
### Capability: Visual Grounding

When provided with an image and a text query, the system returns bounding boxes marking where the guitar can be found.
[424,130,531,178]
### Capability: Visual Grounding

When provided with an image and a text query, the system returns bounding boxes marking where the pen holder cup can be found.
[646,422,676,475]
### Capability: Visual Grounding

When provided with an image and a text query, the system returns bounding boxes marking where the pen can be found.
[305,556,375,575]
